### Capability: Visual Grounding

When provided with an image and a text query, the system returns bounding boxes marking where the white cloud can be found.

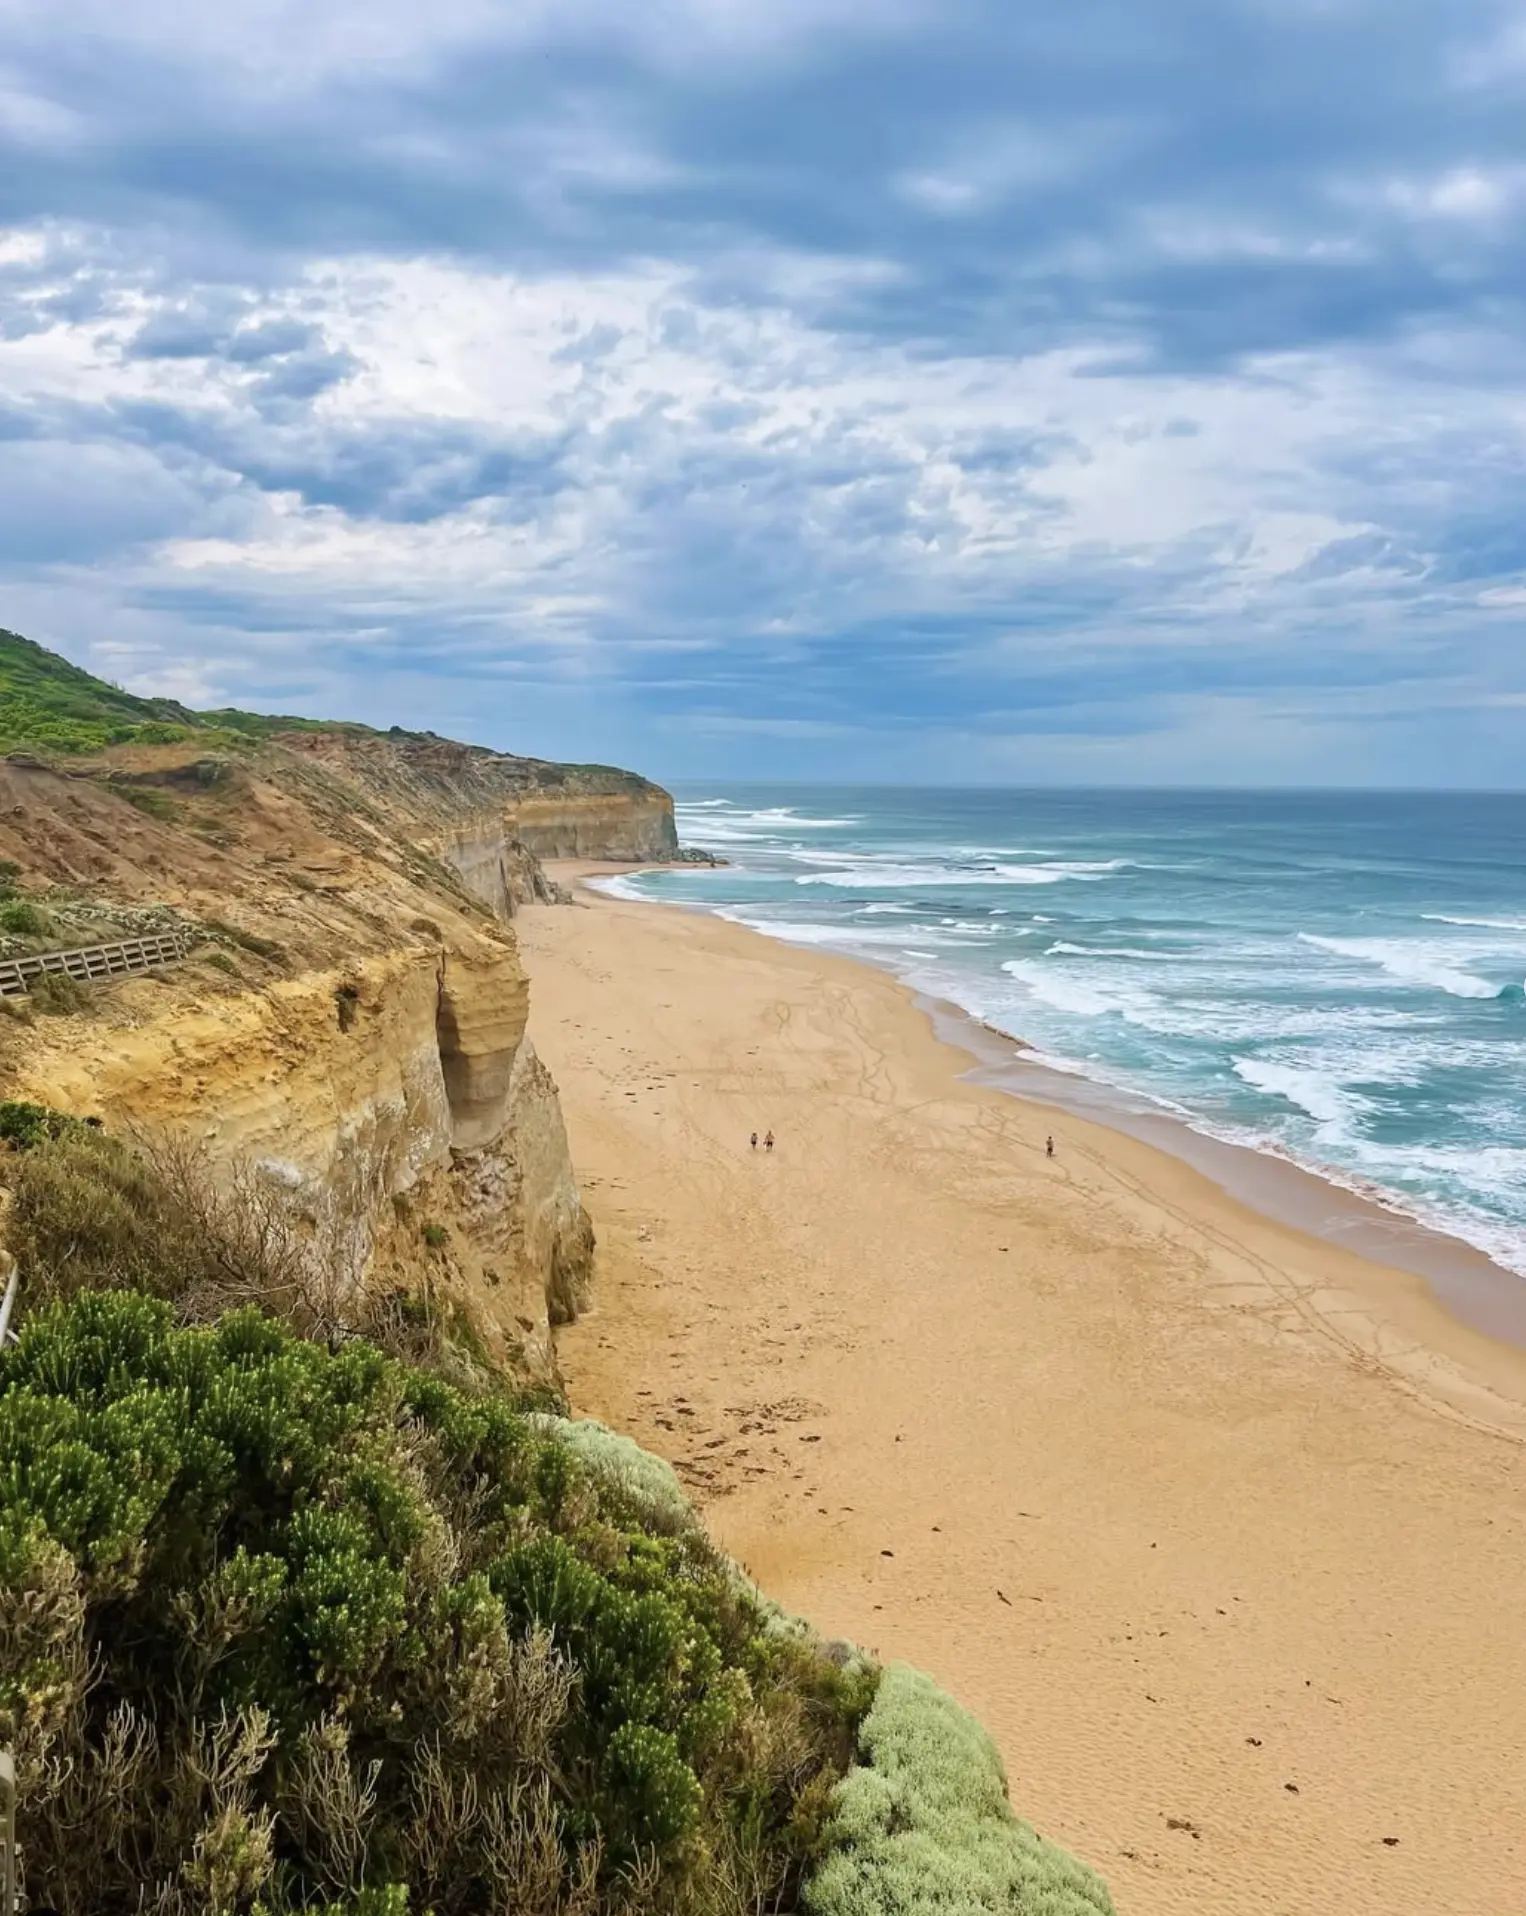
[1382,166,1526,222]
[7,232,1521,681]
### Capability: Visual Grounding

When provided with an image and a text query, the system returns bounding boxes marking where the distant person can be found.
[750,1131,758,1149]
[765,1130,775,1152]
[1046,1135,1054,1158]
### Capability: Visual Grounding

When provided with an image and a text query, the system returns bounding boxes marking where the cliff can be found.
[278,726,679,868]
[0,630,680,1381]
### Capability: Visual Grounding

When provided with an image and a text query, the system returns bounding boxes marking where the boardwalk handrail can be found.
[0,927,196,997]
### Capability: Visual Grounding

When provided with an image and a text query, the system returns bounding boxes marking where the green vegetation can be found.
[24,970,90,1016]
[114,782,181,821]
[0,1127,873,1913]
[0,629,670,802]
[806,1666,1115,1916]
[0,1098,88,1151]
[207,919,288,963]
[0,628,202,755]
[0,629,364,759]
[0,897,54,939]
[0,1291,873,1915]
[0,1123,1116,1916]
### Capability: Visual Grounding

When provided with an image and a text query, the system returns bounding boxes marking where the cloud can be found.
[0,0,1522,780]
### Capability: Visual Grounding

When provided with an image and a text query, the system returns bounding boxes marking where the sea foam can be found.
[1298,933,1507,1000]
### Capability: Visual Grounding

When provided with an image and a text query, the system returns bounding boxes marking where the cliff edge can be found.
[0,627,678,1382]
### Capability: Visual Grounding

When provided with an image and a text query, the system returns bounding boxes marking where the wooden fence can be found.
[0,928,196,998]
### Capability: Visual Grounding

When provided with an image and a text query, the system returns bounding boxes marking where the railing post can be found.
[1,1747,15,1916]
[0,1256,18,1345]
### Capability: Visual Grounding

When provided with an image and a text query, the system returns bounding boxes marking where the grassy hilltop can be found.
[0,627,647,787]
[0,627,344,756]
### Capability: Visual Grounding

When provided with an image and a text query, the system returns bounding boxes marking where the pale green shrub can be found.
[728,1563,877,1684]
[804,1664,1116,1916]
[529,1413,697,1533]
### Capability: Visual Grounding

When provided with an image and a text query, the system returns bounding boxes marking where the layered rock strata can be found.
[0,726,637,1379]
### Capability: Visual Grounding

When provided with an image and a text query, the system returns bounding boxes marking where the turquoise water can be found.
[599,788,1526,1277]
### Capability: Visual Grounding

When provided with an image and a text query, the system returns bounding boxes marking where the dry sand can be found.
[517,871,1526,1916]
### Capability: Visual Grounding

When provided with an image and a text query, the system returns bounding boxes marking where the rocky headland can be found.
[0,630,678,1384]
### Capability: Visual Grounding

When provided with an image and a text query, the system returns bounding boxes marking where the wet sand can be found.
[518,870,1526,1916]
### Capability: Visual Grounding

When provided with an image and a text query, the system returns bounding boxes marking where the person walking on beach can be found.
[1046,1134,1054,1158]
[765,1130,775,1152]
[750,1131,758,1149]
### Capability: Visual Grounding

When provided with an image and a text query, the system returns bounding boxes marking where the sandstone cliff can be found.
[283,727,678,869]
[0,683,677,1381]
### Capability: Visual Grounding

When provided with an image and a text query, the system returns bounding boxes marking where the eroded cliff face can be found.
[506,790,677,861]
[0,726,630,1381]
[284,728,679,866]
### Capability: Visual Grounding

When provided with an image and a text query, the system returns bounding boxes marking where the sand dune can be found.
[517,873,1526,1916]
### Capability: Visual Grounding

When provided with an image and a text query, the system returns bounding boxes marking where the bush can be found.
[0,1099,87,1151]
[531,1416,697,1537]
[805,1664,1115,1916]
[0,1293,875,1916]
[27,971,88,1016]
[0,898,54,938]
[3,1127,332,1327]
[114,783,179,820]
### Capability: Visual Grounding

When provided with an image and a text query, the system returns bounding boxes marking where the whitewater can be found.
[598,787,1526,1279]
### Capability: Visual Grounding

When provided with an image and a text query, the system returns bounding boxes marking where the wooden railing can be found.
[0,928,196,998]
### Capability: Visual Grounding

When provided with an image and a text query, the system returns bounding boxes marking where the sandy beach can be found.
[518,871,1526,1916]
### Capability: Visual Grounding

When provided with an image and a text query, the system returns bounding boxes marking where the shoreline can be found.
[922,993,1526,1353]
[519,866,1526,1916]
[595,866,1526,1359]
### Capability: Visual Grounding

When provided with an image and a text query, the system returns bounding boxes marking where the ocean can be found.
[597,787,1526,1281]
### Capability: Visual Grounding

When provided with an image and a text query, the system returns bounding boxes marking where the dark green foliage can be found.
[1,1293,873,1916]
[0,898,55,938]
[0,1099,86,1151]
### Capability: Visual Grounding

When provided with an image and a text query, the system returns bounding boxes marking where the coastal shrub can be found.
[0,1098,86,1152]
[805,1664,1116,1916]
[27,971,89,1015]
[0,1292,875,1916]
[0,897,54,938]
[532,1415,697,1536]
[114,783,179,821]
[4,1126,332,1327]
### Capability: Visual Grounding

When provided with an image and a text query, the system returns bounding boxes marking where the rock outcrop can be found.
[282,728,678,866]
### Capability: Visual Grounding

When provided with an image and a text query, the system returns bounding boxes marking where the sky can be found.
[1,0,1525,785]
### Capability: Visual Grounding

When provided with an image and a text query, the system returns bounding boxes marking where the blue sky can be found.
[2,0,1524,784]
